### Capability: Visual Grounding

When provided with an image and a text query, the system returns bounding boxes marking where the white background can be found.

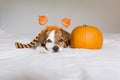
[0,0,120,34]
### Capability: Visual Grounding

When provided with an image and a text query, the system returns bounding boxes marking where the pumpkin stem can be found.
[83,24,87,26]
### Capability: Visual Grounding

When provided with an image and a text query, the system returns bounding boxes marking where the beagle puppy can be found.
[15,26,70,53]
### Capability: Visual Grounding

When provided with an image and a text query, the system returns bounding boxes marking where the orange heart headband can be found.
[38,15,71,29]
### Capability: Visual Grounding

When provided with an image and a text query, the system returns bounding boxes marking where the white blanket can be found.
[0,32,120,80]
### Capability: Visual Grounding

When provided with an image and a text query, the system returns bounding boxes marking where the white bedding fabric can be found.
[0,32,120,80]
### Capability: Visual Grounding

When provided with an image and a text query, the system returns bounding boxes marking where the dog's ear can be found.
[60,29,70,40]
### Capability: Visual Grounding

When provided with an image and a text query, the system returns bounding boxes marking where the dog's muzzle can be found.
[45,43,63,52]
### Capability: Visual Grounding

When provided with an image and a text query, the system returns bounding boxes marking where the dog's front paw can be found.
[35,46,48,54]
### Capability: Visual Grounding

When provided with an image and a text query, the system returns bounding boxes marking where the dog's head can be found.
[39,27,70,52]
[38,16,71,52]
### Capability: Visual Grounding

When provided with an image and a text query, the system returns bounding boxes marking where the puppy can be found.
[15,26,70,53]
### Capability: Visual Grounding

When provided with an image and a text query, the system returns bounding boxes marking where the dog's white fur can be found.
[36,46,48,54]
[36,30,63,53]
[47,30,55,43]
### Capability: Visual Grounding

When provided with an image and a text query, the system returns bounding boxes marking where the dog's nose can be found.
[53,46,59,52]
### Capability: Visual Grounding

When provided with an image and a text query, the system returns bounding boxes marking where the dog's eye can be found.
[46,39,52,42]
[59,39,64,42]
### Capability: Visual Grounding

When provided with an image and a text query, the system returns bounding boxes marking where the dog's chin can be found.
[45,43,63,52]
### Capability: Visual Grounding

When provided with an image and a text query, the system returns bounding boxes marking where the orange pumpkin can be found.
[70,25,103,49]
